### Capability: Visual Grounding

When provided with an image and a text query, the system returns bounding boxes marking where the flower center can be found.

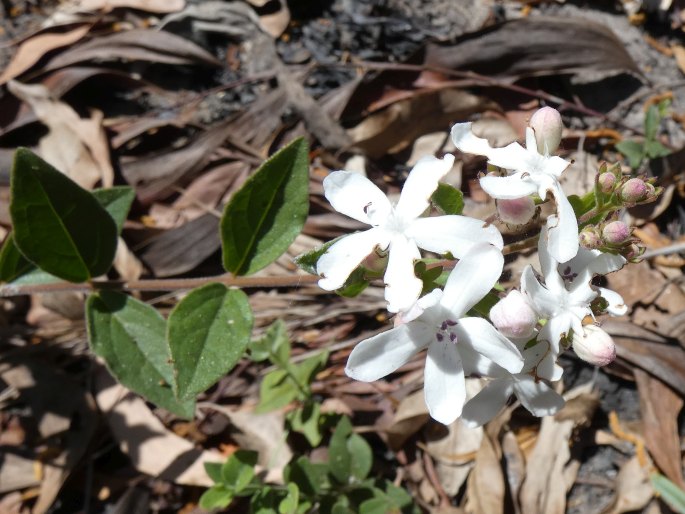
[381,207,409,233]
[435,318,458,344]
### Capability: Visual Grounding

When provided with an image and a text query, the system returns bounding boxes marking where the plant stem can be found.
[0,274,321,298]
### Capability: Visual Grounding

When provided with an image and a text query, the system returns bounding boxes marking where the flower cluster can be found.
[308,106,654,426]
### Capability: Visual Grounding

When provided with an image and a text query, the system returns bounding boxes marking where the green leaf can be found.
[221,450,258,492]
[347,433,373,481]
[645,104,661,141]
[92,186,135,234]
[287,402,324,446]
[279,483,299,514]
[249,319,290,365]
[0,234,34,283]
[289,352,328,390]
[431,183,464,215]
[199,484,234,510]
[359,497,395,514]
[329,416,353,483]
[1,186,134,285]
[337,267,370,298]
[221,138,310,275]
[204,462,223,483]
[615,140,645,169]
[650,472,685,513]
[567,192,596,219]
[167,283,253,400]
[10,148,118,282]
[85,291,194,418]
[644,139,671,159]
[284,457,328,496]
[257,369,301,412]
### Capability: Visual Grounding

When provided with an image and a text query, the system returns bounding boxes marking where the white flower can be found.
[317,155,503,313]
[560,247,628,316]
[521,227,597,380]
[461,345,565,428]
[451,122,578,263]
[345,243,524,425]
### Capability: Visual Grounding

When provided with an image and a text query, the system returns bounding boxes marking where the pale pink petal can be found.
[440,243,504,317]
[461,378,512,427]
[384,236,423,313]
[317,228,389,290]
[479,172,538,200]
[424,339,465,424]
[395,154,455,220]
[451,123,532,171]
[323,170,392,225]
[405,215,503,257]
[513,375,565,416]
[456,317,524,374]
[345,322,433,382]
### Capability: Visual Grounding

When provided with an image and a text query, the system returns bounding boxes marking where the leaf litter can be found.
[1,0,685,512]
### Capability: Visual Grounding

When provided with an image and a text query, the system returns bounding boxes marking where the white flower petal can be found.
[568,248,626,285]
[317,228,389,291]
[545,184,579,263]
[396,288,443,325]
[513,375,565,416]
[323,170,392,225]
[405,215,503,257]
[537,311,574,353]
[451,123,532,171]
[345,322,433,382]
[460,346,502,377]
[456,317,524,374]
[479,172,538,200]
[395,154,455,220]
[536,227,567,294]
[535,350,564,381]
[521,265,558,318]
[597,287,628,316]
[384,236,423,313]
[461,378,512,427]
[424,339,465,424]
[440,243,504,317]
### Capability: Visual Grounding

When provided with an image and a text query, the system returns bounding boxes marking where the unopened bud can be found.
[597,172,616,193]
[602,221,631,245]
[530,106,563,155]
[579,226,602,249]
[490,290,538,339]
[624,243,645,262]
[620,178,648,203]
[572,325,616,366]
[496,197,536,226]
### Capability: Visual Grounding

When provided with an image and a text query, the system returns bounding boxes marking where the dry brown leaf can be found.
[0,24,92,85]
[672,44,685,74]
[93,367,221,486]
[347,88,493,158]
[634,369,684,488]
[604,319,685,396]
[0,454,40,493]
[601,456,653,514]
[519,383,596,514]
[69,0,185,13]
[43,29,222,71]
[464,428,504,514]
[7,81,113,189]
[113,237,144,282]
[256,0,291,38]
[386,389,430,451]
[502,431,525,514]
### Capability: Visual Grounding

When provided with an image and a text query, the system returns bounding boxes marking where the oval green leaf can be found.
[0,234,34,283]
[10,148,118,282]
[85,290,194,418]
[167,283,254,400]
[221,137,310,275]
[92,186,136,233]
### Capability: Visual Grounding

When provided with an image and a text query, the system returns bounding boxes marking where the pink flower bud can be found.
[602,221,631,245]
[579,226,602,249]
[620,178,648,203]
[496,197,536,226]
[490,290,538,339]
[530,107,563,155]
[597,172,616,193]
[572,325,616,366]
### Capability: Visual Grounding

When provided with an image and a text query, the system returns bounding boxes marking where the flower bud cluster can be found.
[595,163,661,207]
[579,220,644,261]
